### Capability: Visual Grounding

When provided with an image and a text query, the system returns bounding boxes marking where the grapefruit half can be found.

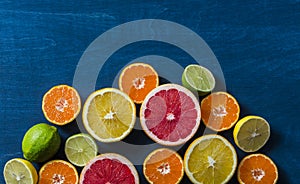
[140,84,201,146]
[80,153,139,184]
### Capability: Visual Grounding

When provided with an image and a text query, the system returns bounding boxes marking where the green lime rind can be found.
[65,133,98,167]
[234,116,270,152]
[22,123,61,163]
[182,64,215,94]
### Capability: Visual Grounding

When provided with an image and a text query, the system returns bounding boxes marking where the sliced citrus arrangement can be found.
[82,88,136,142]
[182,64,215,94]
[80,153,139,184]
[201,91,240,131]
[184,134,237,184]
[234,115,270,152]
[65,133,98,167]
[143,148,184,184]
[39,160,78,184]
[119,62,159,104]
[3,158,38,184]
[140,83,201,146]
[42,85,81,125]
[238,154,278,184]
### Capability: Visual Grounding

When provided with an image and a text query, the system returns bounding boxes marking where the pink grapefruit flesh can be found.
[140,84,201,146]
[80,153,139,184]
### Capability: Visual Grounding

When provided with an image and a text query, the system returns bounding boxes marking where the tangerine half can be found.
[238,154,278,184]
[42,85,81,125]
[143,148,184,184]
[201,91,240,131]
[39,160,78,184]
[119,63,159,104]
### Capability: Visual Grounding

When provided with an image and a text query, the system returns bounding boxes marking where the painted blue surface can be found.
[1,1,299,183]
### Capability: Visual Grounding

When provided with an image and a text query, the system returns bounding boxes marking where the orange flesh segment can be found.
[239,155,278,184]
[144,149,183,184]
[120,64,158,103]
[201,92,239,131]
[39,161,78,184]
[43,86,80,124]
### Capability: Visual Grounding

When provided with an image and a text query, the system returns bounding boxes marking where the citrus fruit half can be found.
[80,153,139,184]
[201,91,240,131]
[182,64,215,94]
[65,133,98,167]
[22,123,61,163]
[119,62,159,104]
[39,160,78,184]
[140,83,201,146]
[233,115,270,152]
[184,134,237,184]
[82,88,136,142]
[3,158,38,184]
[238,154,278,184]
[143,148,184,184]
[42,85,81,125]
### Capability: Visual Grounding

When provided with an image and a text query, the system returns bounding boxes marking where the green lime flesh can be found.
[65,133,98,167]
[182,64,215,94]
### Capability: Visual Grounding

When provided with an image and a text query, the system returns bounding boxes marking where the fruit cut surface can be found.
[39,160,78,184]
[42,85,81,125]
[238,154,278,184]
[82,88,136,142]
[140,84,201,146]
[80,153,139,184]
[3,158,38,184]
[233,115,270,152]
[65,133,98,167]
[184,134,237,184]
[143,148,184,184]
[182,64,215,93]
[119,62,159,104]
[201,92,240,131]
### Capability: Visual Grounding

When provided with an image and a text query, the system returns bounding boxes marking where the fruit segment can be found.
[80,153,139,184]
[119,63,159,104]
[140,84,201,146]
[184,135,237,184]
[201,92,240,131]
[238,154,278,184]
[233,115,270,152]
[82,88,136,142]
[42,85,81,125]
[143,148,184,184]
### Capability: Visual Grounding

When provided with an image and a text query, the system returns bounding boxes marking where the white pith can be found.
[132,77,145,89]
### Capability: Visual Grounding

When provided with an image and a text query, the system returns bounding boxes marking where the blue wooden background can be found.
[1,1,299,183]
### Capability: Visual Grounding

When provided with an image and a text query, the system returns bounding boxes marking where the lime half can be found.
[233,116,270,152]
[182,64,215,94]
[65,133,98,167]
[3,158,38,184]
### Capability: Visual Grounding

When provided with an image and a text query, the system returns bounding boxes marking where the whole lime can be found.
[22,123,61,162]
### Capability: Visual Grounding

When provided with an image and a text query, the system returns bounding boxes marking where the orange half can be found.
[39,160,78,184]
[238,154,278,184]
[119,63,159,104]
[201,91,240,131]
[42,85,81,125]
[143,148,184,184]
